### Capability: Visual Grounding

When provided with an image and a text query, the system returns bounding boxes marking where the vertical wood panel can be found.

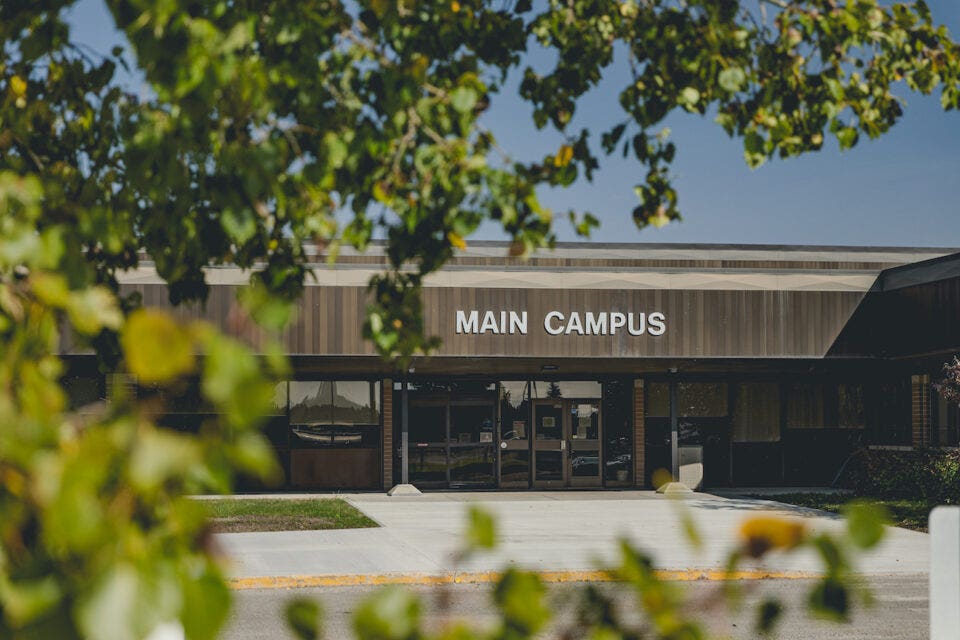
[112,284,865,359]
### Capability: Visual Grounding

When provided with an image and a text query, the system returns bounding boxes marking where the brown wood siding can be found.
[419,288,864,359]
[829,276,960,358]
[104,284,865,359]
[289,448,380,489]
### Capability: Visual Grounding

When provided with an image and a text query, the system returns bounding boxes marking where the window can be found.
[288,380,381,448]
[732,383,780,442]
[290,381,334,425]
[838,384,865,429]
[678,383,728,417]
[645,382,670,417]
[786,383,824,429]
[934,390,960,447]
[872,380,911,445]
[289,381,380,425]
[530,380,601,399]
[333,381,380,424]
[499,381,529,441]
[603,379,633,484]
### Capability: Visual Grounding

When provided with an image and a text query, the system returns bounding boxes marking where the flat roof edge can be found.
[316,239,960,253]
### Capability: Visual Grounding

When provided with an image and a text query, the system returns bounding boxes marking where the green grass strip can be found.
[204,498,378,532]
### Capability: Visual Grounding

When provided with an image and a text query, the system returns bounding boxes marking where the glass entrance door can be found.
[408,400,448,488]
[533,400,565,487]
[569,400,602,487]
[532,399,602,488]
[449,401,496,488]
[408,398,496,489]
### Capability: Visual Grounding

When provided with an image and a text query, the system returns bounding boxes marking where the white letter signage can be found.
[455,309,667,337]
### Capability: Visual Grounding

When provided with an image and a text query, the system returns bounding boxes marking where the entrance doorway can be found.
[532,399,602,488]
[408,397,497,489]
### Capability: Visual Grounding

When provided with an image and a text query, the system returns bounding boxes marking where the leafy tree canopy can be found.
[2,0,958,358]
[0,1,957,637]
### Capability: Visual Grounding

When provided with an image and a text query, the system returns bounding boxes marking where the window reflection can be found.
[333,381,381,425]
[678,383,728,417]
[499,381,529,441]
[530,380,601,399]
[288,380,381,450]
[290,381,334,425]
[289,381,380,426]
[838,383,865,428]
[603,379,632,484]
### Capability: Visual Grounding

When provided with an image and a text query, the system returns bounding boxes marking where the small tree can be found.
[934,356,960,405]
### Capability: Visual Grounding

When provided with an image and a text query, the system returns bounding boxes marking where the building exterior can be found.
[63,242,960,491]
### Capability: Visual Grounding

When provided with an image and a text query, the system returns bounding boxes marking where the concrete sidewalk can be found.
[215,491,928,582]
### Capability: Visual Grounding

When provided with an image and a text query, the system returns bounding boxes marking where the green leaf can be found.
[180,567,231,640]
[679,87,700,108]
[843,501,887,549]
[836,127,859,150]
[743,131,767,168]
[201,332,274,428]
[121,309,196,384]
[77,565,141,640]
[449,87,478,114]
[66,286,124,335]
[493,568,550,635]
[285,597,322,640]
[0,575,62,627]
[129,429,203,491]
[466,505,496,550]
[221,208,258,246]
[324,133,349,169]
[353,586,420,640]
[718,67,746,92]
[238,281,296,332]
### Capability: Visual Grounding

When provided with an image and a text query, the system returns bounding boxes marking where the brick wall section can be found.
[382,378,393,490]
[911,374,930,448]
[634,378,645,487]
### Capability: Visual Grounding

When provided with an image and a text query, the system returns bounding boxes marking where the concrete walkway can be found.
[215,491,928,581]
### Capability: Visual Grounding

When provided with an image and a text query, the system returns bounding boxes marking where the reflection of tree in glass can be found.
[547,382,562,398]
[289,381,380,425]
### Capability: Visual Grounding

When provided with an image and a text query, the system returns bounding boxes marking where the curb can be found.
[228,569,821,590]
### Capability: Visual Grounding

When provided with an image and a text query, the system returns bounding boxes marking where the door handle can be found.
[560,440,566,451]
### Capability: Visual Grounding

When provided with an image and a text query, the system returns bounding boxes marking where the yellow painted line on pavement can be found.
[229,569,820,590]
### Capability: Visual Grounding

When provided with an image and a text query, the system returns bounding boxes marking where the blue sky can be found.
[67,0,960,247]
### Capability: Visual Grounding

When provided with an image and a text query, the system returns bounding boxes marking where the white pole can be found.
[930,506,960,639]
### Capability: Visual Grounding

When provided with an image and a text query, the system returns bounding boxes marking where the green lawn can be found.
[204,498,378,533]
[751,493,936,533]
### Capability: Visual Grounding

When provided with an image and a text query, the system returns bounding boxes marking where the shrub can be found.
[836,448,960,503]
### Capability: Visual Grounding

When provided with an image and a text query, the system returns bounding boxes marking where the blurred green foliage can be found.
[1,0,957,637]
[316,503,887,639]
